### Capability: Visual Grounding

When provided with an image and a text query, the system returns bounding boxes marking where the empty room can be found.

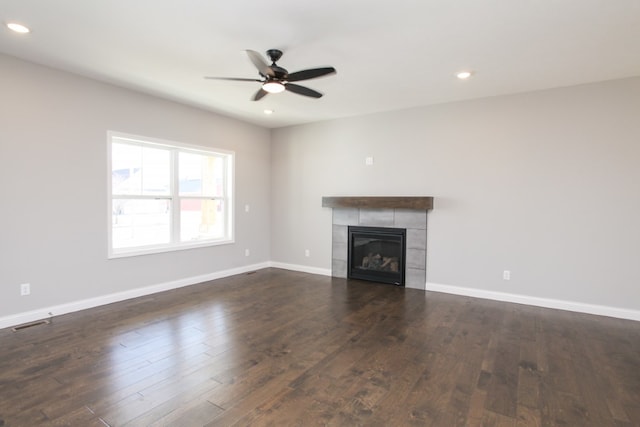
[1,1,639,426]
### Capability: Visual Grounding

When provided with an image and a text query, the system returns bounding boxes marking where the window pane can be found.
[112,199,171,248]
[179,152,224,197]
[141,147,170,195]
[112,143,170,196]
[180,199,225,242]
[112,143,141,194]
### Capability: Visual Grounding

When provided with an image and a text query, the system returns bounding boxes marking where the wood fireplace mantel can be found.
[322,196,433,210]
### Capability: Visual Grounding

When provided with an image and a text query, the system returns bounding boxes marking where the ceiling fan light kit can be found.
[205,49,336,101]
[263,81,285,93]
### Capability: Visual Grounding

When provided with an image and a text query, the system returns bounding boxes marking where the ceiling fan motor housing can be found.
[265,50,288,79]
[269,66,288,80]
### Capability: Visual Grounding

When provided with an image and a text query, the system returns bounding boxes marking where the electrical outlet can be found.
[305,249,310,257]
[365,156,374,166]
[20,283,31,296]
[245,204,250,213]
[503,270,511,280]
[245,249,250,257]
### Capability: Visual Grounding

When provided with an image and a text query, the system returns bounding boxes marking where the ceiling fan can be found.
[205,49,336,101]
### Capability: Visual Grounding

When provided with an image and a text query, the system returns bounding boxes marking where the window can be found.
[108,132,234,258]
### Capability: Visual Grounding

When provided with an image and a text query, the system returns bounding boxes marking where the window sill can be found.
[108,238,234,259]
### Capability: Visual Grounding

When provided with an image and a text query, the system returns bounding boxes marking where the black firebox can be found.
[348,226,406,286]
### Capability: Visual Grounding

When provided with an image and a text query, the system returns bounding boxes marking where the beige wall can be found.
[0,54,271,319]
[271,77,640,312]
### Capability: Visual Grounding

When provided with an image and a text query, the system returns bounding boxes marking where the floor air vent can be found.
[12,319,50,332]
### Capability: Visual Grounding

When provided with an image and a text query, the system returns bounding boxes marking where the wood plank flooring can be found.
[1,268,639,426]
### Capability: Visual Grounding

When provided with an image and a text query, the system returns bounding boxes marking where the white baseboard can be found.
[0,262,271,330]
[269,262,332,277]
[425,282,640,322]
[4,265,637,330]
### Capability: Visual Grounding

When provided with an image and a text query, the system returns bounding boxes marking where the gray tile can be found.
[405,268,426,289]
[358,209,394,226]
[394,209,427,229]
[332,225,348,244]
[406,228,427,250]
[406,249,426,269]
[333,208,359,226]
[333,242,347,262]
[332,259,347,278]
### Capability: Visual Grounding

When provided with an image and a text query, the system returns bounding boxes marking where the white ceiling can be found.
[1,1,639,128]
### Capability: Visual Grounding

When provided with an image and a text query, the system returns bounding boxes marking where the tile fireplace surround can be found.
[322,197,434,289]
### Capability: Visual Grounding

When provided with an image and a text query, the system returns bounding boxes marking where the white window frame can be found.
[107,131,234,258]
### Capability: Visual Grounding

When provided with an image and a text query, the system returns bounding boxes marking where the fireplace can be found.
[322,196,433,289]
[348,226,406,286]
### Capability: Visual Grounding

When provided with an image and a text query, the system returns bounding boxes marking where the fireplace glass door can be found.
[348,226,406,286]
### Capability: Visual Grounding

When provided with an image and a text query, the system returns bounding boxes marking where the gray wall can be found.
[0,54,271,318]
[271,77,640,311]
[2,50,639,321]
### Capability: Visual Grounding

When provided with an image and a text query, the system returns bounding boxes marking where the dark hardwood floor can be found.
[1,268,639,426]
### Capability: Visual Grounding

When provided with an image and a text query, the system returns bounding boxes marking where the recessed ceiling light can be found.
[7,22,30,34]
[456,71,473,80]
[263,109,274,115]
